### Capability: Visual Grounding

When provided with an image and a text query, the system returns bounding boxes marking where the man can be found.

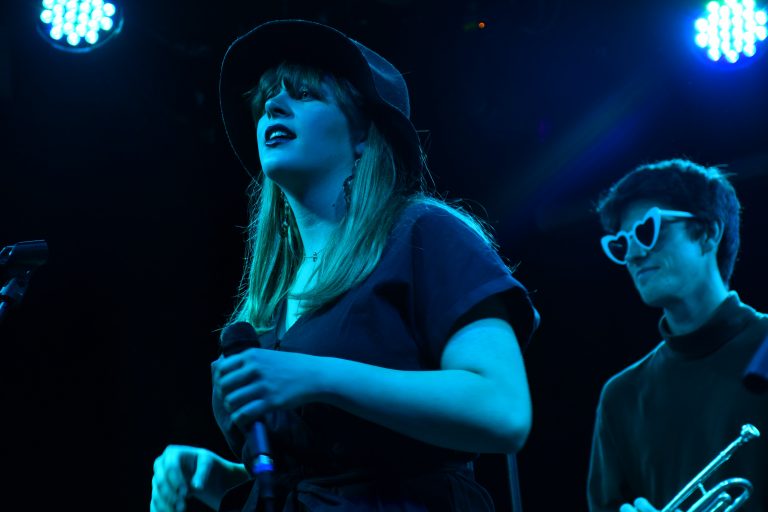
[587,159,768,512]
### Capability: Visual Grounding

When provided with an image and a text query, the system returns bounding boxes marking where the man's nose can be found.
[625,236,649,263]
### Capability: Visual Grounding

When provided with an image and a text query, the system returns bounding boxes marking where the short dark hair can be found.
[596,158,741,284]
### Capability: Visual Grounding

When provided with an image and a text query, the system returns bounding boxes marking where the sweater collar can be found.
[659,292,750,357]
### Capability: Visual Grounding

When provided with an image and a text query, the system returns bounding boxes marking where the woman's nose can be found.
[264,89,291,119]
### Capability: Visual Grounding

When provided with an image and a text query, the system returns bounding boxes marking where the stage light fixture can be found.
[37,0,123,53]
[694,0,767,63]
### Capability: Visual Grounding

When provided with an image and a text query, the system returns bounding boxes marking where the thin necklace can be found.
[304,250,322,262]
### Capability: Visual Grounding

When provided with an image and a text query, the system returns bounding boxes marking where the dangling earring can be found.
[343,158,359,207]
[279,192,290,238]
[343,174,355,207]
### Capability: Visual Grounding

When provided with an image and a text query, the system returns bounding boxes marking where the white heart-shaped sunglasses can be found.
[601,206,695,265]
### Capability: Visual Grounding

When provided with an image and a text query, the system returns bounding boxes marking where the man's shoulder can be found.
[749,307,768,323]
[729,292,768,320]
[601,342,665,399]
[731,295,768,339]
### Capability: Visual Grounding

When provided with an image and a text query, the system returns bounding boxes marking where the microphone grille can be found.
[219,321,260,355]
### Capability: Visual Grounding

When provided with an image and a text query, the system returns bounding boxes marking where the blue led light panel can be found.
[694,0,768,62]
[38,0,122,52]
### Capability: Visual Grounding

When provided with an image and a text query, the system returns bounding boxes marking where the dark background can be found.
[2,0,767,510]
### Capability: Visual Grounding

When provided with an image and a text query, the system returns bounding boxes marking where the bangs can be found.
[245,62,367,128]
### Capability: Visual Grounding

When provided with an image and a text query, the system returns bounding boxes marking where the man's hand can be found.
[619,497,662,512]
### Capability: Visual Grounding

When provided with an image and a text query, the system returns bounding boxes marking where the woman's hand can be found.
[212,348,323,432]
[212,295,532,455]
[150,444,249,512]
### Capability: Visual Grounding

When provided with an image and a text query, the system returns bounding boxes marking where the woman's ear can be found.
[701,220,724,254]
[354,139,367,159]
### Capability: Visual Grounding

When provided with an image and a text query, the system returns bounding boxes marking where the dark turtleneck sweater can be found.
[588,292,768,512]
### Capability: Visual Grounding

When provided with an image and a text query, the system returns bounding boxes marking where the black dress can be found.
[215,203,540,511]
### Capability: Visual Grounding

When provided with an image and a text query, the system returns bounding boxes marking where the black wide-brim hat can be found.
[219,19,424,183]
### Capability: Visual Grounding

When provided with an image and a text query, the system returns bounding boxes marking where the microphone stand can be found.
[0,240,49,325]
[0,270,33,324]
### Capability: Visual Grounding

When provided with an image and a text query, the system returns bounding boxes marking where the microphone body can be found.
[219,321,275,504]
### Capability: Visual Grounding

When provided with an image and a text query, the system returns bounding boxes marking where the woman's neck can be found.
[283,175,349,257]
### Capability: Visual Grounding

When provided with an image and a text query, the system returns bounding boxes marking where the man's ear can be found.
[701,220,724,254]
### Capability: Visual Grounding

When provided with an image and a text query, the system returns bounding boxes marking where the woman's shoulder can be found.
[398,198,473,224]
[394,198,493,247]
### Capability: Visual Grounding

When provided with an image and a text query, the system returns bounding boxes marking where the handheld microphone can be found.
[219,321,275,506]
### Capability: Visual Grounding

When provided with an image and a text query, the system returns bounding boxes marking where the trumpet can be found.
[661,423,760,512]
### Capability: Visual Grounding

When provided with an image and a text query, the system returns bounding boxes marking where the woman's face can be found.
[255,79,359,188]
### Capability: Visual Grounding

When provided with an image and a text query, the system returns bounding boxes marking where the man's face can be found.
[619,201,711,308]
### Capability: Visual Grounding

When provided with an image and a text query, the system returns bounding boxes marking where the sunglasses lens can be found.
[607,237,628,263]
[635,216,656,248]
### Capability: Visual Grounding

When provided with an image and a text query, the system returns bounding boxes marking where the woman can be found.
[151,19,539,512]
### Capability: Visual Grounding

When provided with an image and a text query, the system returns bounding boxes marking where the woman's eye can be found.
[298,88,314,100]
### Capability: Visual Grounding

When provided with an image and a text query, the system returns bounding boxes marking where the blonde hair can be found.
[230,63,498,333]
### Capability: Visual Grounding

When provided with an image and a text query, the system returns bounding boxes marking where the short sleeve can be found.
[400,205,539,364]
[744,332,768,393]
